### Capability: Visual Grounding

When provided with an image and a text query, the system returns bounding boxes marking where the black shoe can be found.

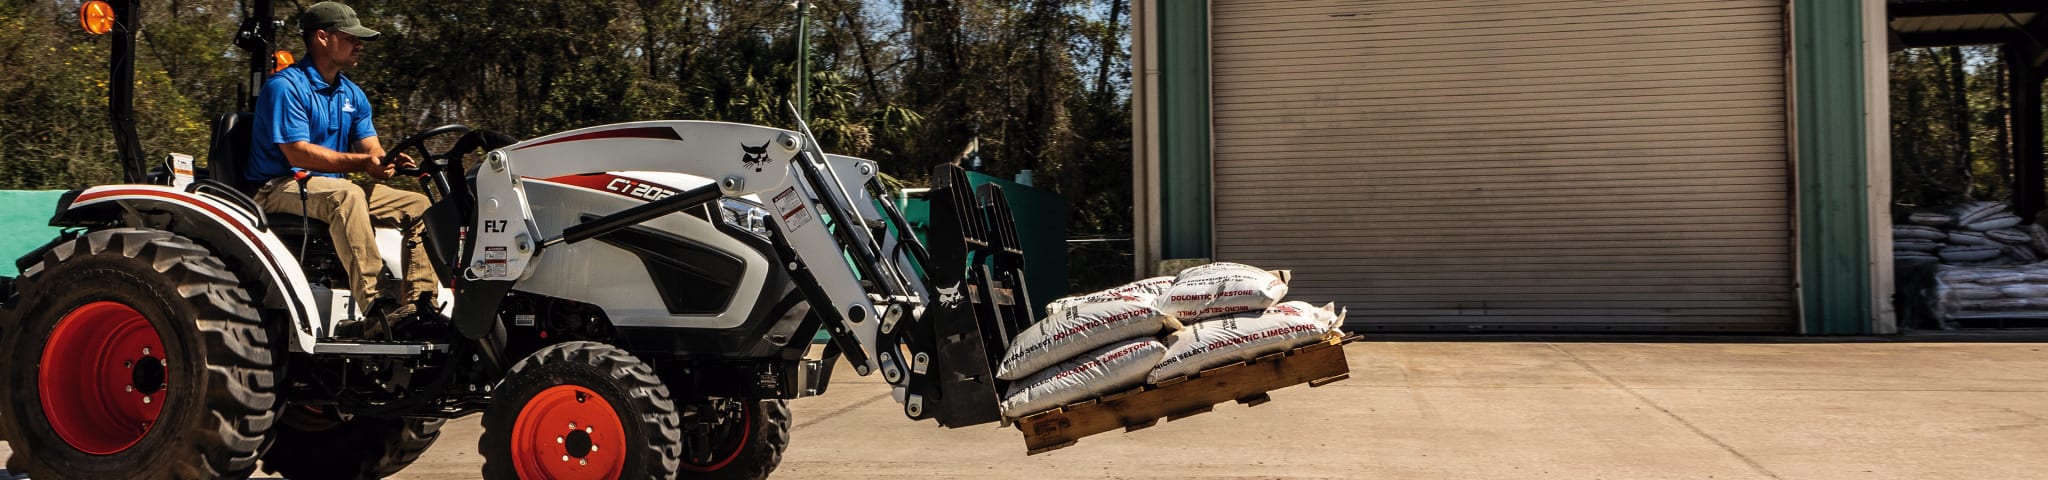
[389,297,446,336]
[335,299,403,339]
[331,319,363,338]
[411,296,444,319]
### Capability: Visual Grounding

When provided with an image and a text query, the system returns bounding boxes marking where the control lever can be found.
[294,170,311,259]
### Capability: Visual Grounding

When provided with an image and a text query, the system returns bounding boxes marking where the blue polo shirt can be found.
[246,63,376,182]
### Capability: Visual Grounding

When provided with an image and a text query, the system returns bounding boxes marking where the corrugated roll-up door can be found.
[1208,0,1794,331]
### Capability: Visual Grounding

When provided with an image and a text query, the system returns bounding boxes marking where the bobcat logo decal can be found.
[741,142,772,172]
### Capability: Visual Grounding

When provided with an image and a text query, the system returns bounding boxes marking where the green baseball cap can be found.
[301,2,380,40]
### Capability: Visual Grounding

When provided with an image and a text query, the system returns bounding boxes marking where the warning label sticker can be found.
[484,246,508,278]
[772,187,813,232]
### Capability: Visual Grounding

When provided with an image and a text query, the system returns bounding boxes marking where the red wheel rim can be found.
[680,403,751,472]
[38,301,167,455]
[512,385,626,480]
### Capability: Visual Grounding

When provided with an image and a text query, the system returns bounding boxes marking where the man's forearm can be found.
[358,136,389,164]
[279,141,375,173]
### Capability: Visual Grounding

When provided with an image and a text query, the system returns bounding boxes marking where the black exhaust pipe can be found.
[108,0,143,184]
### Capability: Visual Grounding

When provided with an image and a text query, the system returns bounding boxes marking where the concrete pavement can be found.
[6,340,2045,479]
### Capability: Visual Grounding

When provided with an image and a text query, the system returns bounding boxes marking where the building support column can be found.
[1794,0,1875,334]
[2010,42,2045,224]
[1863,0,1895,334]
[1132,0,1160,279]
[1156,0,1212,269]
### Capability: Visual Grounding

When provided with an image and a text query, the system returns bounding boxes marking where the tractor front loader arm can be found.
[456,117,1031,428]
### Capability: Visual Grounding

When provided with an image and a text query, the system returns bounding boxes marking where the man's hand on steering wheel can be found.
[390,151,418,171]
[365,152,407,179]
[382,124,473,178]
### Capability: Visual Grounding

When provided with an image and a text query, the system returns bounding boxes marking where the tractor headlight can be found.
[718,198,772,240]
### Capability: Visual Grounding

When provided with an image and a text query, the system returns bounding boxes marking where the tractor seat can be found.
[266,212,331,238]
[206,112,261,195]
[209,112,335,238]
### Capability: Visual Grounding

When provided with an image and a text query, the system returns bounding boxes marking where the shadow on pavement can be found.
[1358,329,2048,343]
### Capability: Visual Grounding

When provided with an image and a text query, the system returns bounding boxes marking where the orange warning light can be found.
[79,1,114,35]
[272,50,296,74]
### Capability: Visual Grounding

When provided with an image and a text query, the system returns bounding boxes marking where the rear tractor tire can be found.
[257,405,444,480]
[480,341,683,480]
[0,228,280,479]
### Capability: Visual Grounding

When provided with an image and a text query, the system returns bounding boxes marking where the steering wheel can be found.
[382,124,472,177]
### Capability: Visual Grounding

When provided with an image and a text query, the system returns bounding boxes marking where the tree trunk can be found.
[1950,47,1973,198]
[1095,0,1125,100]
[1996,48,2012,195]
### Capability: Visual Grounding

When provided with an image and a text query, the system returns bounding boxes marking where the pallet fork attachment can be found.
[897,163,1037,428]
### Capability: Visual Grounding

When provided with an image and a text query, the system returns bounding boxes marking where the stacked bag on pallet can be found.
[1893,201,2047,266]
[1149,301,1346,383]
[1929,264,2048,322]
[997,262,1345,417]
[1891,201,2048,327]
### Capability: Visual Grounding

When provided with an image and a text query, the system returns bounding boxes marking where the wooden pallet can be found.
[1010,333,1359,455]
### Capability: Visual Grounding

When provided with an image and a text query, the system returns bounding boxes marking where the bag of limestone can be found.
[997,291,1180,381]
[1156,262,1292,321]
[999,338,1166,418]
[1148,301,1346,383]
[1044,276,1174,318]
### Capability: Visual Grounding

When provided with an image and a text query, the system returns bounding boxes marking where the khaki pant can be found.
[254,176,437,312]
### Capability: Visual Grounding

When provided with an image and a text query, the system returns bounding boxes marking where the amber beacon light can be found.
[272,50,296,74]
[79,1,114,35]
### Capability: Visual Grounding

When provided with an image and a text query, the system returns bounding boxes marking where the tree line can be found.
[1890,46,2035,212]
[0,0,1134,289]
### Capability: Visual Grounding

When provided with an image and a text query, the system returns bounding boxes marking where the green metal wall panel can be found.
[0,190,65,277]
[1158,0,1210,259]
[1794,0,1874,334]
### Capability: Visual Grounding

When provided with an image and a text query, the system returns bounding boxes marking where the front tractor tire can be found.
[0,228,280,479]
[480,341,684,480]
[677,398,791,480]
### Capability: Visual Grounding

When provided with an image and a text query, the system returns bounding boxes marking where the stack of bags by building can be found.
[994,262,1346,418]
[1893,201,2048,266]
[1891,201,2048,326]
[1930,264,2048,321]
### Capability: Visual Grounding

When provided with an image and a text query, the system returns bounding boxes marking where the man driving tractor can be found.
[246,1,434,337]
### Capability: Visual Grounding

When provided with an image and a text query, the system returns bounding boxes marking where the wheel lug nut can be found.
[561,455,569,462]
[579,459,587,466]
[142,347,150,355]
[584,427,592,434]
[589,445,598,452]
[568,422,576,430]
[124,360,133,368]
[142,396,151,404]
[125,385,134,392]
[556,436,564,444]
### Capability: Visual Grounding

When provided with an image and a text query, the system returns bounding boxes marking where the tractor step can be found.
[311,341,449,356]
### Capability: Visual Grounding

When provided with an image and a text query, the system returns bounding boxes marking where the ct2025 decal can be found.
[537,174,681,203]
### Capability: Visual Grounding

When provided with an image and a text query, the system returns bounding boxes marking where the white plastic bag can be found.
[1965,213,2023,232]
[997,293,1178,381]
[1109,276,1175,296]
[1893,225,1948,241]
[999,338,1165,418]
[1147,301,1344,384]
[1044,276,1174,318]
[1156,262,1291,321]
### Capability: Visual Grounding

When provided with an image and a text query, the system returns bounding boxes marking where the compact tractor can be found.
[0,2,1042,479]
